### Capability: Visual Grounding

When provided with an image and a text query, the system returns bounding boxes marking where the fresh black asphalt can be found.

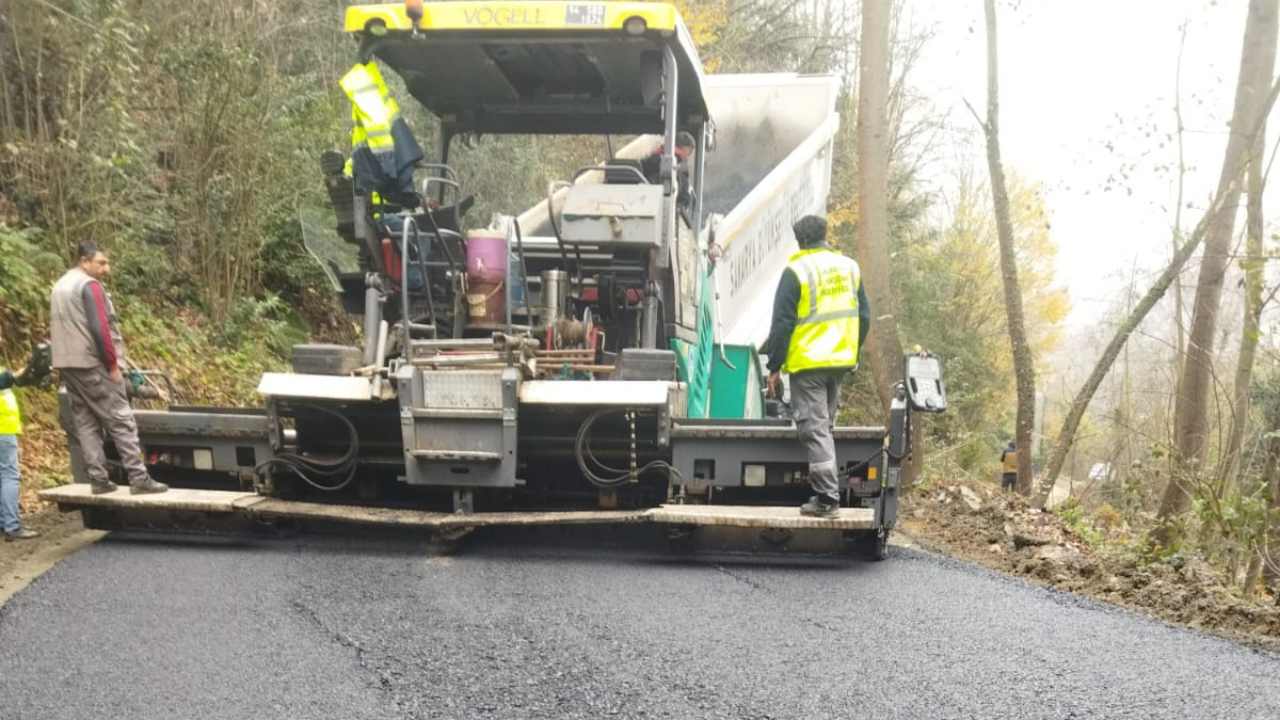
[2,525,1278,719]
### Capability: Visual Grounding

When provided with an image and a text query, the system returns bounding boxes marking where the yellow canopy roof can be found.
[344,2,711,136]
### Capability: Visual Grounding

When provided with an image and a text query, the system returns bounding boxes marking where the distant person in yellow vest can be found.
[1,340,39,540]
[763,215,871,518]
[1001,441,1017,492]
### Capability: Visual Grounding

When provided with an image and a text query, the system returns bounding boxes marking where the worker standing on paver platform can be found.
[763,216,871,518]
[50,241,168,496]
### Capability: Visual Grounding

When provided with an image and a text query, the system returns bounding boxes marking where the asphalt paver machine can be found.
[42,1,946,559]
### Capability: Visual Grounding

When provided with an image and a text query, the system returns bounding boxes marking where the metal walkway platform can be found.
[39,485,875,532]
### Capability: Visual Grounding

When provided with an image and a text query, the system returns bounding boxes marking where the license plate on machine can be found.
[564,3,606,26]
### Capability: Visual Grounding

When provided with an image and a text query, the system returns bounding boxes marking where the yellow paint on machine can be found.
[345,2,678,33]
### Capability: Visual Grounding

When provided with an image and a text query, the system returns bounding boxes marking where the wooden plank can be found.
[248,500,648,529]
[39,485,877,532]
[39,485,262,513]
[436,509,651,528]
[647,504,876,530]
[248,499,452,527]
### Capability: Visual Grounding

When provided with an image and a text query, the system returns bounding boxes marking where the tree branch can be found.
[962,97,989,135]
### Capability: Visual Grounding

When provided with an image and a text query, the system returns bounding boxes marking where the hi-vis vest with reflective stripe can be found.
[784,248,861,374]
[0,367,21,435]
[342,61,415,195]
[342,61,397,172]
[341,60,424,206]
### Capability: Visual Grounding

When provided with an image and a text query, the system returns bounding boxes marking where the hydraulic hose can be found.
[255,404,361,492]
[573,408,684,490]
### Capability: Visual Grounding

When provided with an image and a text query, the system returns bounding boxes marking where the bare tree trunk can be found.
[1217,60,1274,492]
[857,0,919,482]
[1156,0,1279,549]
[1266,464,1280,598]
[1260,401,1280,597]
[1031,79,1280,508]
[976,0,1035,495]
[1171,23,1191,403]
[1243,548,1262,599]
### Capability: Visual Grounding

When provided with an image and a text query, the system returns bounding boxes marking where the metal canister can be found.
[540,269,568,323]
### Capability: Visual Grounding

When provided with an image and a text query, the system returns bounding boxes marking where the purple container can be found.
[466,231,507,281]
[466,231,507,323]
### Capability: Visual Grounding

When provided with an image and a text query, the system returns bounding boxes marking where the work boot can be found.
[90,480,119,495]
[4,527,40,541]
[800,495,840,518]
[129,478,169,495]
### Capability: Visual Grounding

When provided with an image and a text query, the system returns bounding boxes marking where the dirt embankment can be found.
[900,479,1280,653]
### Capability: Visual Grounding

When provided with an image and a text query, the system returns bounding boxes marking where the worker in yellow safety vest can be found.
[1001,441,1018,492]
[0,352,39,540]
[340,59,424,210]
[763,215,871,518]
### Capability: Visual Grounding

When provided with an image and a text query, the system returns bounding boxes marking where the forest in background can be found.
[2,0,1278,599]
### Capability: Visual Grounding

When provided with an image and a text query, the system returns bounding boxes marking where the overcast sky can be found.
[906,0,1276,327]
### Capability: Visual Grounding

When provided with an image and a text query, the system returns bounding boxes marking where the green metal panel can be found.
[671,271,716,419]
[672,342,763,420]
[674,272,762,420]
[707,345,765,420]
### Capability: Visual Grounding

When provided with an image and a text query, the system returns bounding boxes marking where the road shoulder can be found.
[900,479,1280,654]
[1,509,104,606]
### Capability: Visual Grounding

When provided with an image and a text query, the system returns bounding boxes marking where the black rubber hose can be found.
[574,409,684,489]
[255,404,361,492]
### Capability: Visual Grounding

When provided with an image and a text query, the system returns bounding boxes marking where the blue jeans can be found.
[0,433,20,533]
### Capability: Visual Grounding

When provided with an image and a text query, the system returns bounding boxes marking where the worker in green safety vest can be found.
[763,215,871,518]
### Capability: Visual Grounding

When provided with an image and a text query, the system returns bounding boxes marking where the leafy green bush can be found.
[0,224,62,343]
[0,225,57,309]
[217,295,310,357]
[1055,498,1105,547]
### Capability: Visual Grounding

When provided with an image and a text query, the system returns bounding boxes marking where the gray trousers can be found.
[60,367,150,485]
[791,369,847,500]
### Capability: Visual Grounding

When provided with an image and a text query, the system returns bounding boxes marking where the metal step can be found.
[409,408,504,420]
[406,449,502,463]
[400,367,517,487]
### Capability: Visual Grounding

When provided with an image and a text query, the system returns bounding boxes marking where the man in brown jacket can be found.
[1000,441,1017,492]
[51,242,167,495]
